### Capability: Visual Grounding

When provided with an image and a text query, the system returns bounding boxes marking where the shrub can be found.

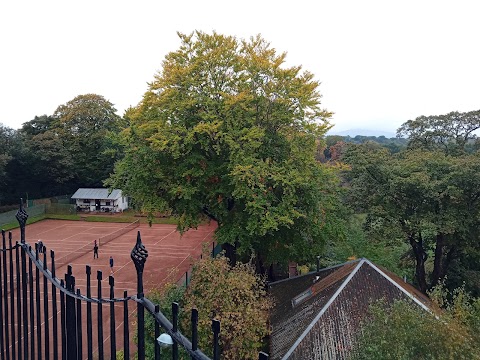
[181,254,273,360]
[352,285,480,360]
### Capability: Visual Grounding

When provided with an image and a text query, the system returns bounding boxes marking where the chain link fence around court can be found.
[45,203,76,215]
[0,203,76,227]
[0,204,46,227]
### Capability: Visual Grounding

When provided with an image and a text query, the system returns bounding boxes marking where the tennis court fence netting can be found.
[0,203,77,227]
[54,219,140,269]
[0,204,46,227]
[45,203,76,215]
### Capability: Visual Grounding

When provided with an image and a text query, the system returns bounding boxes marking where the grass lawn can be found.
[1,215,48,231]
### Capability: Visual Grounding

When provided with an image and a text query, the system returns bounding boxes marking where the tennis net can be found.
[54,220,140,270]
[98,219,140,247]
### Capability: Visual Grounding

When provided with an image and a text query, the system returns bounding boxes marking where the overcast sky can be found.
[1,1,479,133]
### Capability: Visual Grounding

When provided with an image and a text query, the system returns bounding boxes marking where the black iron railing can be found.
[0,201,270,360]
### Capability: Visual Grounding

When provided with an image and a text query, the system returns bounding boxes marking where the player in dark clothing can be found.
[93,240,99,259]
[109,256,114,274]
[37,240,44,253]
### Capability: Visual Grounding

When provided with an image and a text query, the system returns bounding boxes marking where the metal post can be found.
[0,231,5,360]
[16,201,29,360]
[51,251,58,360]
[212,320,220,360]
[29,253,35,360]
[191,309,198,353]
[15,243,22,360]
[123,291,129,360]
[76,289,83,360]
[8,235,16,360]
[97,271,104,360]
[86,266,93,360]
[172,302,179,360]
[109,276,116,360]
[65,268,77,360]
[2,233,9,360]
[130,232,148,360]
[60,280,66,360]
[16,199,27,243]
[154,305,160,360]
[43,251,49,360]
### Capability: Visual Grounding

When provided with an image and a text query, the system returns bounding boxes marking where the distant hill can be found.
[328,128,396,138]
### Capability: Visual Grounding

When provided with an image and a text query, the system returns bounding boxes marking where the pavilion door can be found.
[95,199,101,210]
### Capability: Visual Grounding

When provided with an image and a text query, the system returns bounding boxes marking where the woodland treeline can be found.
[0,94,124,205]
[0,115,405,205]
[1,32,479,300]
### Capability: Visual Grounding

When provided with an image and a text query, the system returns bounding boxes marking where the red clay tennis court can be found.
[7,218,216,358]
[13,219,216,289]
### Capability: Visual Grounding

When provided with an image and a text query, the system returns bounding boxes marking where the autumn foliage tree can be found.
[181,253,272,360]
[107,31,346,270]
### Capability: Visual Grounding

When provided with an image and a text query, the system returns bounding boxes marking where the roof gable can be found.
[269,260,361,360]
[71,188,123,200]
[269,259,432,360]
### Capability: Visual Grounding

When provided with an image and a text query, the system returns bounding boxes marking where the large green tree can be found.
[4,115,75,199]
[108,31,345,269]
[397,109,480,154]
[20,115,56,137]
[0,124,15,203]
[344,143,480,293]
[1,96,123,202]
[52,94,123,188]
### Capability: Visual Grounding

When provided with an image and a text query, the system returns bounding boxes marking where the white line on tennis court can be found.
[152,229,177,246]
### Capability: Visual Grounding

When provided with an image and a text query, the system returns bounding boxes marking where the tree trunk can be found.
[430,233,445,289]
[255,255,265,275]
[442,245,456,281]
[221,242,237,266]
[409,232,428,293]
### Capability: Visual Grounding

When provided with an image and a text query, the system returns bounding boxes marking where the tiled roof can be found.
[71,188,123,200]
[269,259,432,360]
[269,261,359,360]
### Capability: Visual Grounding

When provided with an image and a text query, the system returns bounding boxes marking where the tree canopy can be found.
[107,31,345,268]
[344,140,480,293]
[0,94,123,204]
[0,124,15,199]
[52,94,123,187]
[397,109,480,154]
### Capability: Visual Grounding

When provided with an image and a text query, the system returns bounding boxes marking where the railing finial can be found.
[131,230,148,298]
[15,198,28,243]
[131,231,148,273]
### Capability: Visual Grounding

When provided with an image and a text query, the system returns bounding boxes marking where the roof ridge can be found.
[281,259,366,360]
[269,258,362,286]
[291,261,358,308]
